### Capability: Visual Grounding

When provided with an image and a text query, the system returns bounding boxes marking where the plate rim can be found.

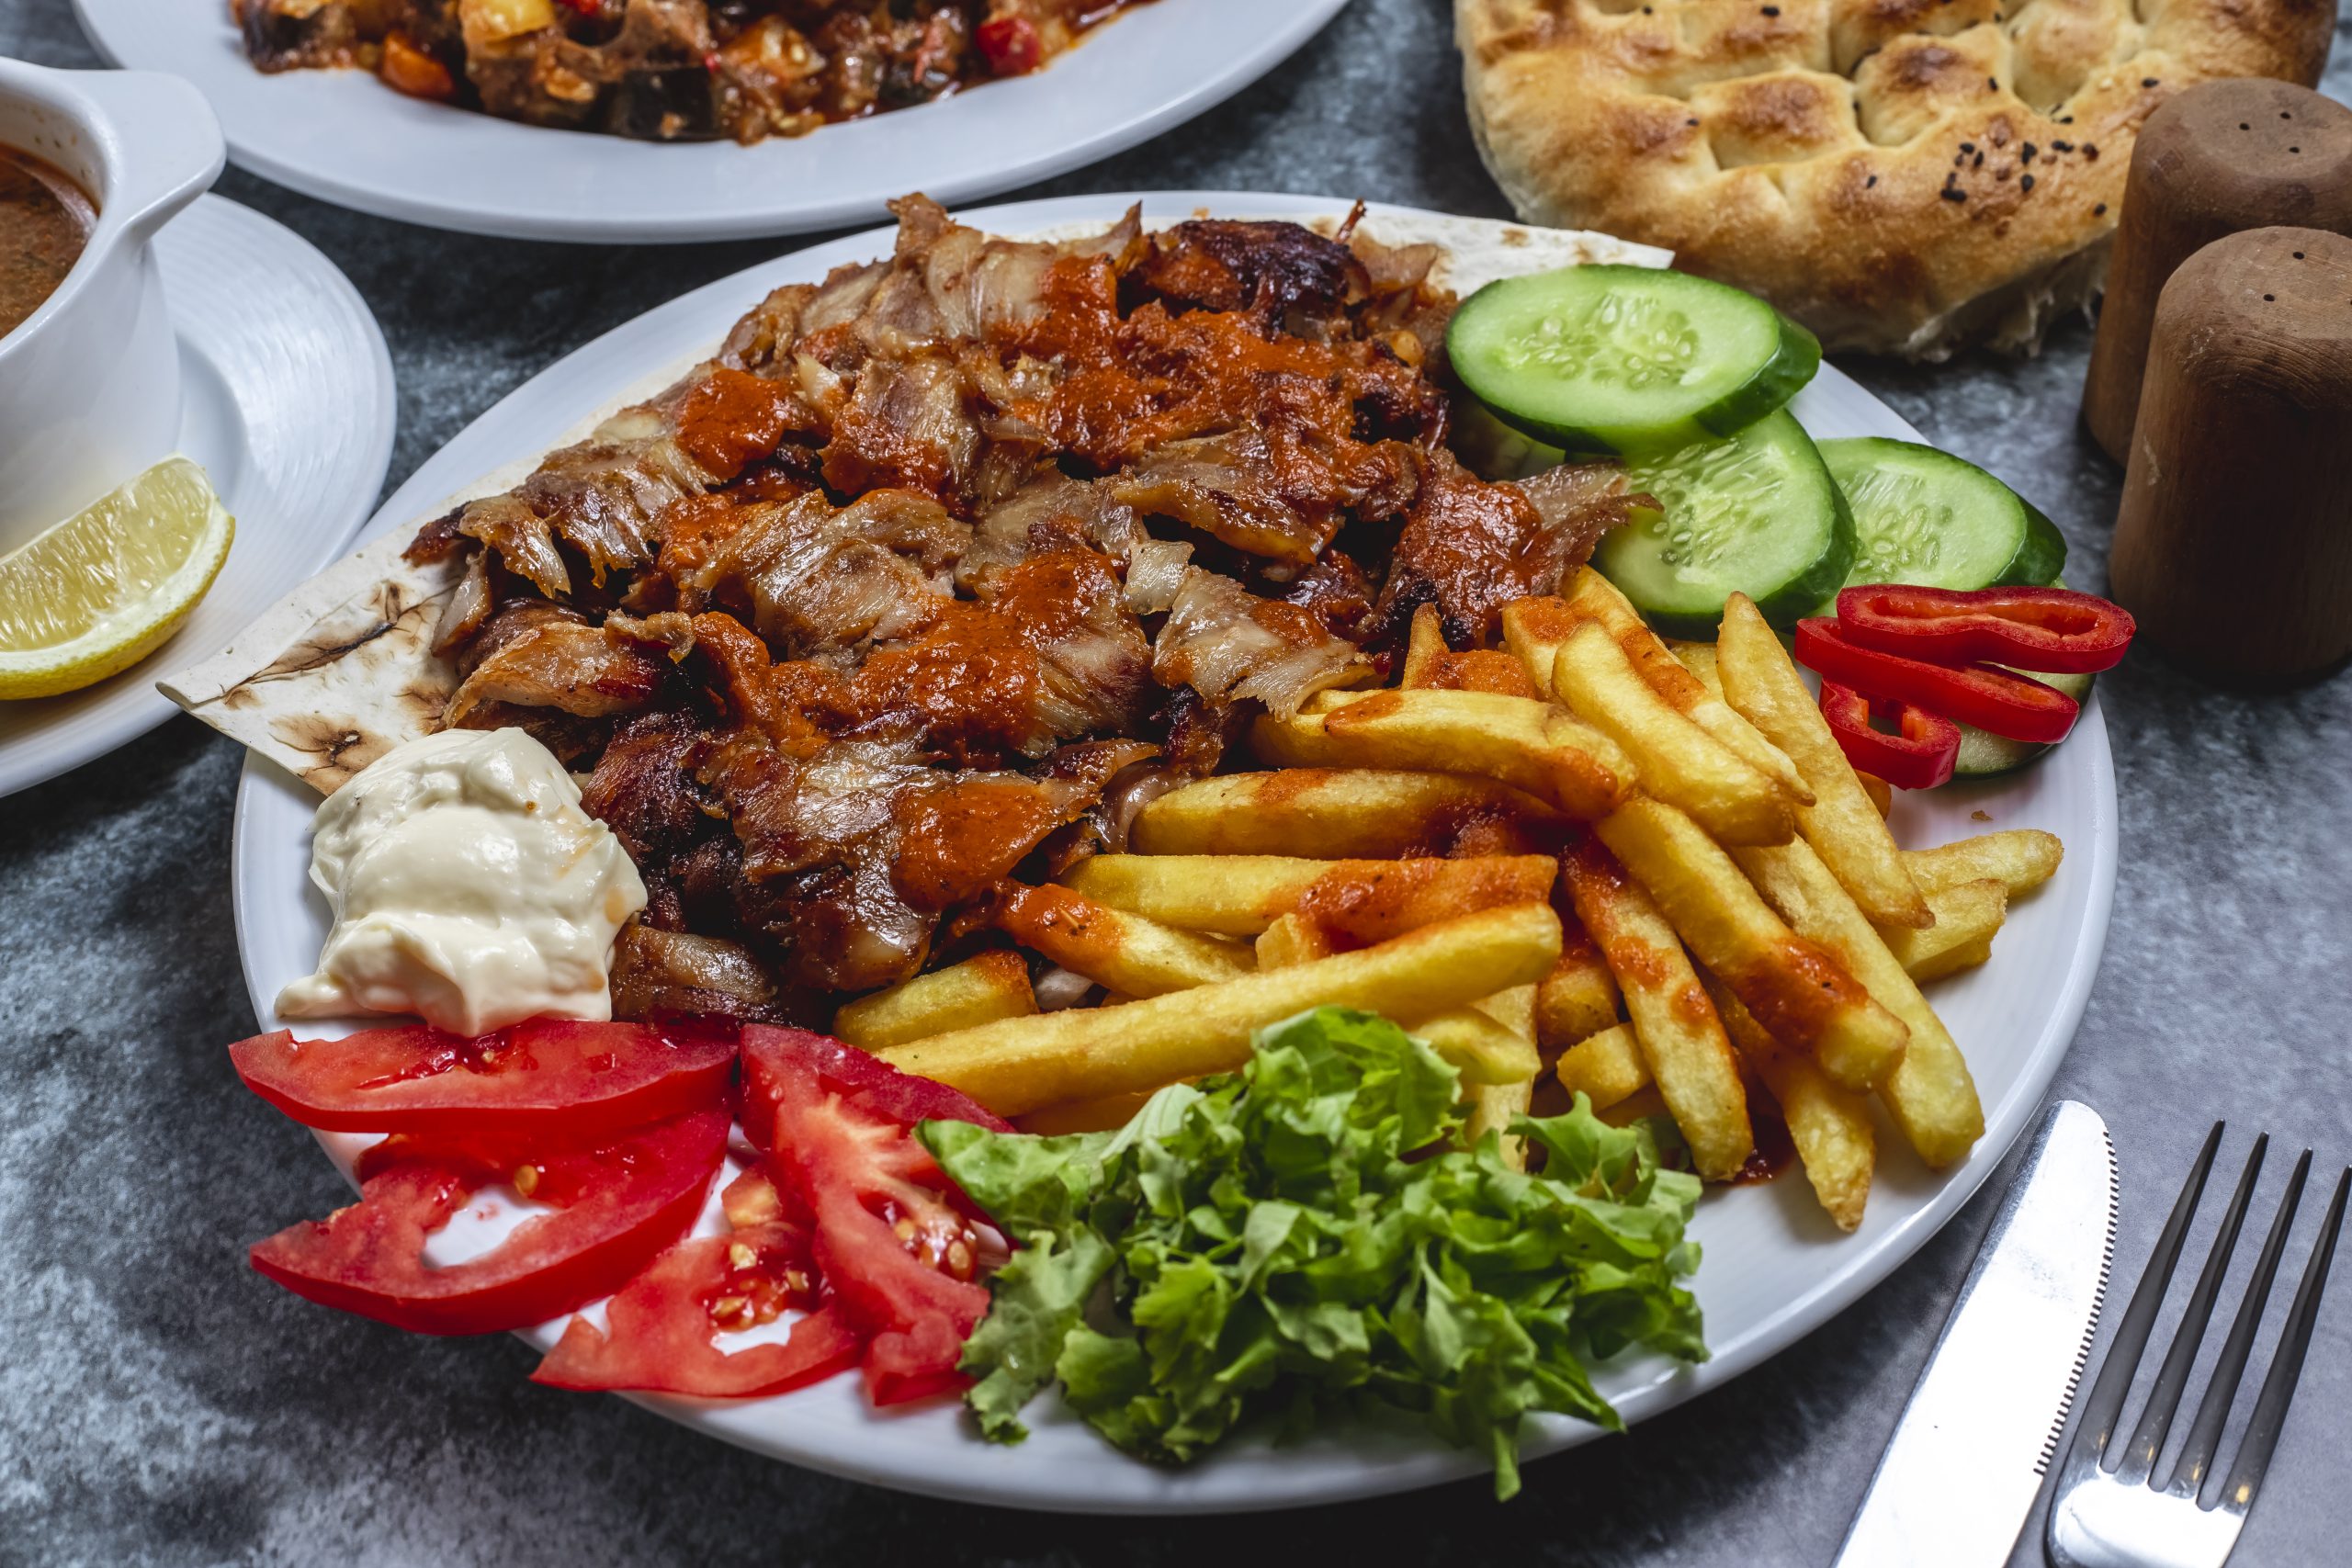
[0,192,394,799]
[227,190,2120,1511]
[71,0,1355,242]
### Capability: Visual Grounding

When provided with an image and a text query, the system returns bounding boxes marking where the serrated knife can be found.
[1832,1100,2118,1568]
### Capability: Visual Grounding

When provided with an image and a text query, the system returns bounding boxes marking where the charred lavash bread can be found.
[1457,0,2335,358]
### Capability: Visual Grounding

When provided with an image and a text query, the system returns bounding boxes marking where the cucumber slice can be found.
[1593,409,1854,640]
[1447,265,1821,456]
[1820,438,2067,597]
[1952,669,2095,777]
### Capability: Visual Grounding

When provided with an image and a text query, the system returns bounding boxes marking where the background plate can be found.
[0,194,393,798]
[74,1,1352,242]
[229,193,2118,1513]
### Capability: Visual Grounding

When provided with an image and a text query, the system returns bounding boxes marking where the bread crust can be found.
[1458,0,2335,357]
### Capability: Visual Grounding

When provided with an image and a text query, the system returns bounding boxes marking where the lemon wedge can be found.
[0,457,234,700]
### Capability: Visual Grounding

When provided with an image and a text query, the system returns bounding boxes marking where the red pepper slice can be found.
[1818,682,1959,791]
[1835,584,2135,674]
[1794,618,2079,744]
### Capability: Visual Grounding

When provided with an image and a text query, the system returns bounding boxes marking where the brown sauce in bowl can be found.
[0,146,96,342]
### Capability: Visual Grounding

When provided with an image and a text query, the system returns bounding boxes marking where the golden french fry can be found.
[1254,912,1331,969]
[1596,797,1908,1091]
[1731,835,1984,1168]
[1254,911,1541,1087]
[1715,592,1933,931]
[1467,1076,1534,1170]
[1553,1022,1649,1111]
[1401,603,1447,688]
[1555,621,1795,845]
[832,950,1035,1049]
[1903,829,2064,899]
[1511,582,1811,803]
[1859,772,1893,818]
[1064,852,1556,940]
[1702,974,1874,1233]
[1560,836,1753,1181]
[879,903,1563,1116]
[1253,687,1632,819]
[1414,1001,1544,1087]
[989,882,1251,998]
[1884,878,2009,982]
[1535,926,1622,1051]
[1015,1089,1162,1136]
[1130,769,1566,859]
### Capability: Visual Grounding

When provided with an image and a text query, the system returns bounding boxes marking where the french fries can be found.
[1595,797,1909,1091]
[1252,911,1540,1086]
[1884,878,2009,982]
[1715,592,1934,931]
[833,950,1035,1049]
[1553,1022,1649,1111]
[1701,975,1875,1232]
[1731,835,1985,1168]
[1064,852,1557,940]
[1510,579,1810,800]
[1560,836,1753,1182]
[1554,620,1796,845]
[1253,687,1633,819]
[878,904,1563,1116]
[1466,1077,1535,1168]
[1130,769,1564,858]
[1903,829,2064,899]
[1535,925,1622,1050]
[988,882,1251,998]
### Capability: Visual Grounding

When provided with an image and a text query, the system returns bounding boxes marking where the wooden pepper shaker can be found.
[2108,227,2352,683]
[2082,81,2352,463]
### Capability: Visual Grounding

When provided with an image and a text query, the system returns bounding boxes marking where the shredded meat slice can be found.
[956,472,1139,591]
[1109,428,1331,566]
[609,922,792,1024]
[687,487,967,659]
[1369,450,1640,647]
[443,615,672,728]
[1136,219,1370,321]
[1151,567,1374,720]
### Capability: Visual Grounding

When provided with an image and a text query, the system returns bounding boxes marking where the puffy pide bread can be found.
[1457,0,2335,357]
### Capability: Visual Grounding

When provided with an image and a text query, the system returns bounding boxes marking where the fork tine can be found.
[2113,1133,2270,1484]
[2166,1148,2312,1497]
[2062,1122,2225,1483]
[2217,1164,2350,1515]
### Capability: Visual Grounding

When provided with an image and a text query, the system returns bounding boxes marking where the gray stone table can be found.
[4,3,2349,1562]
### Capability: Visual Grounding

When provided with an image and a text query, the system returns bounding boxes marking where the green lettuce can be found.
[918,1007,1705,1498]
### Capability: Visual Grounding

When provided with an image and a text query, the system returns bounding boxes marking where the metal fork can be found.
[2047,1123,2349,1568]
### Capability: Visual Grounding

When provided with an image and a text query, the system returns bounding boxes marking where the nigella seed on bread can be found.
[1455,0,2335,358]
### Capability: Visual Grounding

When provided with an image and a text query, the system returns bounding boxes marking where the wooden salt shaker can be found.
[2082,80,2352,463]
[2109,227,2352,682]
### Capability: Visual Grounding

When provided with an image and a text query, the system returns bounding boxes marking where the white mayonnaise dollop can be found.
[277,727,647,1037]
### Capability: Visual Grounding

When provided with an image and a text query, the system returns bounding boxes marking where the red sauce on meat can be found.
[893,779,1065,910]
[673,367,805,479]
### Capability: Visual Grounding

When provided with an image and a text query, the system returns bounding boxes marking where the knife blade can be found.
[1832,1099,2118,1568]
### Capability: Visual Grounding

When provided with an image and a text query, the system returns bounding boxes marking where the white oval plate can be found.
[230,193,2117,1513]
[0,194,393,799]
[73,1,1352,243]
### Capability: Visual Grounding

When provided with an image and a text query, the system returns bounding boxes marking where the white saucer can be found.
[0,194,394,798]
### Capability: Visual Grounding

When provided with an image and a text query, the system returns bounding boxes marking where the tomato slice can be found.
[738,1028,1005,1405]
[530,1223,864,1398]
[229,1019,739,1141]
[249,1108,729,1335]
